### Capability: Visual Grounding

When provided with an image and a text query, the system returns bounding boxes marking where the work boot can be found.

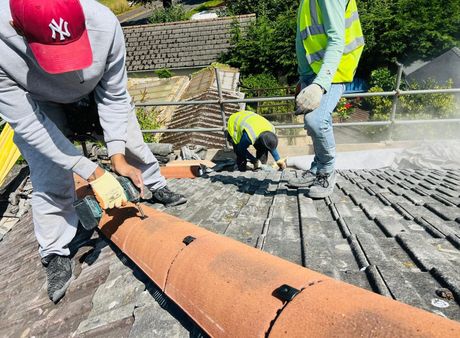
[287,170,316,188]
[151,186,187,207]
[305,171,336,199]
[42,255,75,304]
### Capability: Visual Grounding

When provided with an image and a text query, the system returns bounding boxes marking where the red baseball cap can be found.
[10,0,93,74]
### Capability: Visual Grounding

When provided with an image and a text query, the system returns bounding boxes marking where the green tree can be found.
[357,0,460,75]
[223,0,460,83]
[220,8,297,82]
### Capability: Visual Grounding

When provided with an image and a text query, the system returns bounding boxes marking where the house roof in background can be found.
[403,47,460,86]
[128,76,189,104]
[0,167,459,336]
[160,67,244,148]
[123,14,255,72]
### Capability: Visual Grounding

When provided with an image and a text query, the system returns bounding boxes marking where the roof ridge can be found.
[123,14,256,30]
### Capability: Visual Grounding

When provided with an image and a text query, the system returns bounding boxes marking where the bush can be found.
[369,68,395,91]
[399,79,456,119]
[365,79,456,121]
[239,74,295,121]
[240,74,284,97]
[135,108,164,143]
[150,5,188,23]
[154,68,174,78]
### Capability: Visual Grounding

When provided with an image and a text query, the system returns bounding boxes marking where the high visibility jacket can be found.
[227,111,275,145]
[298,0,364,83]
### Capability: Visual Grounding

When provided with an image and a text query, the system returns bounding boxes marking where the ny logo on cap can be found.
[49,18,71,41]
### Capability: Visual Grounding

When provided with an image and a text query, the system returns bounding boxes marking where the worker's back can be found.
[227,111,275,145]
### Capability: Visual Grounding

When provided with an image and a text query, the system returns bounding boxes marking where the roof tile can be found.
[123,15,255,72]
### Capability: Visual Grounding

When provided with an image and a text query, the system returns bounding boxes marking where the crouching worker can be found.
[226,111,286,171]
[0,0,186,303]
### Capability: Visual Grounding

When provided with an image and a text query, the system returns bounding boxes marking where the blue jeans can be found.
[301,78,344,174]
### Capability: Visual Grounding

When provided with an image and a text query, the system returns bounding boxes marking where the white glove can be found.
[89,171,127,209]
[295,83,324,115]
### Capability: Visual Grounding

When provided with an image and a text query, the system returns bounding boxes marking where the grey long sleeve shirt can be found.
[0,0,133,179]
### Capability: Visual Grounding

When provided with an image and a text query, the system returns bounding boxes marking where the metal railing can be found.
[137,65,460,144]
[2,65,458,141]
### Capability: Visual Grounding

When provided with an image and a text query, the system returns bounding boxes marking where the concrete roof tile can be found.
[0,168,459,335]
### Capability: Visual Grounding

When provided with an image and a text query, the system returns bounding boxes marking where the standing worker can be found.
[0,0,186,303]
[288,0,364,198]
[227,111,286,171]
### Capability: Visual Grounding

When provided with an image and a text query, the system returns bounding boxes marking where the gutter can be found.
[75,176,460,337]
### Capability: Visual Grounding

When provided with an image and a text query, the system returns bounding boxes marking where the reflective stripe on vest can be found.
[227,111,275,144]
[298,0,364,83]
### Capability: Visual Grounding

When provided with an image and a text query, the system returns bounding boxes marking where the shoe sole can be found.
[164,197,187,207]
[287,179,316,189]
[305,188,334,199]
[51,260,75,304]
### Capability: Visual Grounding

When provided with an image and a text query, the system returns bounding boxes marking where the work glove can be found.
[272,158,287,170]
[295,83,323,115]
[89,171,127,209]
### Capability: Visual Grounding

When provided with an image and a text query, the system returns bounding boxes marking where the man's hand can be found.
[276,158,287,170]
[89,171,127,209]
[272,158,287,170]
[295,83,324,115]
[111,154,144,197]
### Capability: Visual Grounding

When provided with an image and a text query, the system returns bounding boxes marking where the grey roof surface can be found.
[403,47,460,86]
[0,168,459,336]
[123,15,255,72]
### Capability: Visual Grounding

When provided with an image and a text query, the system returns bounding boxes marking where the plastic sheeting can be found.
[287,140,460,171]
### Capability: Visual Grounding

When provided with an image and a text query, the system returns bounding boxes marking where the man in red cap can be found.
[0,0,186,303]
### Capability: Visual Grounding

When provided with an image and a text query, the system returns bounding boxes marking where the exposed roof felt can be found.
[123,15,255,72]
[0,168,459,336]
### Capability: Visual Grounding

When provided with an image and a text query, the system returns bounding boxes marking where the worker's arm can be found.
[313,0,347,92]
[295,0,347,114]
[93,20,143,190]
[237,132,257,163]
[0,69,98,180]
[0,70,132,207]
[93,20,131,158]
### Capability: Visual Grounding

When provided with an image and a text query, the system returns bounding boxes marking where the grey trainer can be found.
[42,255,75,303]
[306,171,336,199]
[287,170,316,188]
[151,186,187,207]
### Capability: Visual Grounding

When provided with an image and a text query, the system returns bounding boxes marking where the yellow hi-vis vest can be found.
[227,111,275,145]
[298,0,364,83]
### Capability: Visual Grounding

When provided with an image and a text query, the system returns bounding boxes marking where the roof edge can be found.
[123,13,256,30]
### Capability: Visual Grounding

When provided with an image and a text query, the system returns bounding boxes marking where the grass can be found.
[98,0,134,15]
[186,0,225,17]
